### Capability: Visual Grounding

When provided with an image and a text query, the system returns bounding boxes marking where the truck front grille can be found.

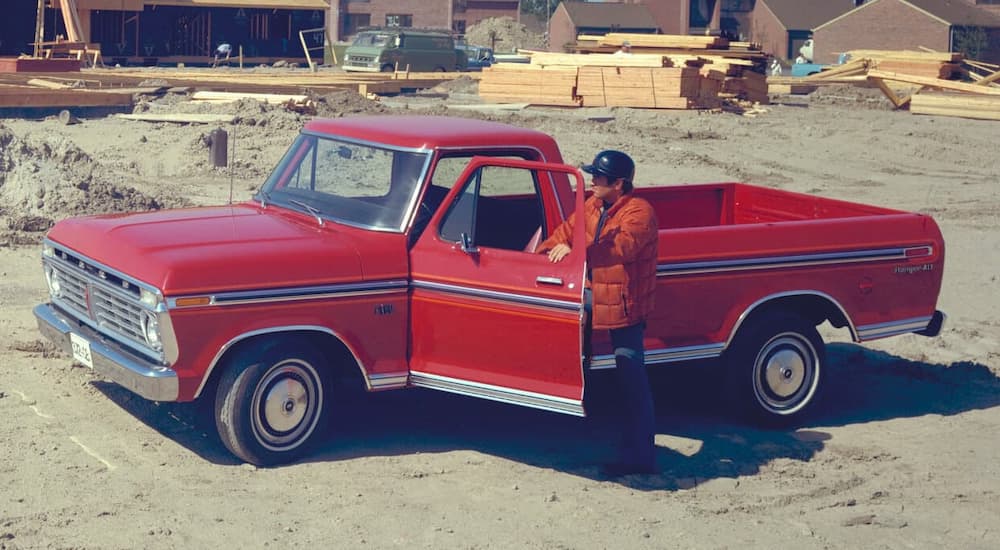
[46,247,158,359]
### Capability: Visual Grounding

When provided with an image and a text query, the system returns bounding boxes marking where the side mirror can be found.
[460,232,479,255]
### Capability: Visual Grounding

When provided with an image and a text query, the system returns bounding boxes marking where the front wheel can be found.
[215,338,328,466]
[724,311,824,424]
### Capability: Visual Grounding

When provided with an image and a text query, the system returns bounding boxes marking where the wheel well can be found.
[730,293,854,345]
[197,330,367,403]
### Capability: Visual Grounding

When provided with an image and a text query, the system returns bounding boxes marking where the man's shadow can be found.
[94,342,1000,488]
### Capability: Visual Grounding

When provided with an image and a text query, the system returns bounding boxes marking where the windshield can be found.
[258,133,430,231]
[352,32,393,47]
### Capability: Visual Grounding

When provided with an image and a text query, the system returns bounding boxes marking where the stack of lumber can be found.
[478,64,580,107]
[909,91,1000,121]
[478,33,770,109]
[576,32,769,104]
[576,66,702,108]
[576,33,731,52]
[845,50,961,80]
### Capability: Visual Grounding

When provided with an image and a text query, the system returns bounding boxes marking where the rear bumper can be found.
[34,303,179,402]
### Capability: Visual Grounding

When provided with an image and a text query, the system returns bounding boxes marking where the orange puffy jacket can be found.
[538,194,659,330]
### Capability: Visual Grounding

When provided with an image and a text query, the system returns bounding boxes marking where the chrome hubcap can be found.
[764,349,806,398]
[263,378,309,433]
[251,360,322,451]
[753,334,817,413]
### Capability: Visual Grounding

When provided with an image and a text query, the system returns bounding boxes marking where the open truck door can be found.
[409,157,589,415]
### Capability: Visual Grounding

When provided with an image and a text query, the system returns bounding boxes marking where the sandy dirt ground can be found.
[1,77,999,549]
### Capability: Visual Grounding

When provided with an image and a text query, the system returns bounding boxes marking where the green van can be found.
[343,29,467,73]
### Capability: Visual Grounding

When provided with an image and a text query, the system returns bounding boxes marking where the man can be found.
[537,150,659,476]
[613,40,632,56]
[213,42,232,67]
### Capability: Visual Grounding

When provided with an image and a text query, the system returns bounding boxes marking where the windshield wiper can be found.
[257,190,271,208]
[287,199,325,226]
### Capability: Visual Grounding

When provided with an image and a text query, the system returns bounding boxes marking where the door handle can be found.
[536,276,563,286]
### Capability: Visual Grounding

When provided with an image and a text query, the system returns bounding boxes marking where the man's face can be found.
[590,174,621,202]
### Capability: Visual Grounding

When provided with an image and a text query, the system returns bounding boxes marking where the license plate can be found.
[70,333,94,368]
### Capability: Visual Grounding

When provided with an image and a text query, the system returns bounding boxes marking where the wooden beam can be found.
[867,76,912,109]
[973,68,1000,87]
[867,69,1000,95]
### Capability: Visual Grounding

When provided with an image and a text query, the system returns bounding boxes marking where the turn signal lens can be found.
[173,296,212,307]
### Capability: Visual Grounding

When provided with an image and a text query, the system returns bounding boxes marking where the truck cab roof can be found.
[303,116,561,154]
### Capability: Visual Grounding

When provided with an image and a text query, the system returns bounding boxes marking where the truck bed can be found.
[634,182,899,230]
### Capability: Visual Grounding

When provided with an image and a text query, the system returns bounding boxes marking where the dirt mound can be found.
[311,89,389,118]
[0,123,190,243]
[428,75,479,95]
[465,16,546,52]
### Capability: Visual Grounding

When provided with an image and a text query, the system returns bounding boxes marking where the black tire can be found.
[724,311,824,424]
[215,338,328,466]
[380,64,395,73]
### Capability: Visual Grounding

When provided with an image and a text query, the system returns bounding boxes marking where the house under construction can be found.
[1,1,521,66]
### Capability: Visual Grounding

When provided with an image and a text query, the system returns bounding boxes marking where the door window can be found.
[438,165,545,252]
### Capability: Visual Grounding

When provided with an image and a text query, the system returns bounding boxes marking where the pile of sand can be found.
[0,122,190,245]
[465,16,546,52]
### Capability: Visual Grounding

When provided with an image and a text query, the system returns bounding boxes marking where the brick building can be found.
[813,0,1000,64]
[611,1,723,35]
[329,0,521,41]
[548,1,658,52]
[750,0,855,61]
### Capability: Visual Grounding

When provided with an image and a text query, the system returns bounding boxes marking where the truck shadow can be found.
[93,343,1000,488]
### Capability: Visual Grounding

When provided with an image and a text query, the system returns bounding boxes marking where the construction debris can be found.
[478,32,769,110]
[767,49,1000,121]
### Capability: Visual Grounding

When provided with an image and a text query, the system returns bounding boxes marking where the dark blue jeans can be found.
[609,322,656,469]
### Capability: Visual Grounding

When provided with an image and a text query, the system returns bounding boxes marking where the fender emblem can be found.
[374,304,393,316]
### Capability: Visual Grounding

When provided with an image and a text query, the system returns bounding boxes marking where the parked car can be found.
[460,45,494,70]
[35,116,946,465]
[342,28,465,72]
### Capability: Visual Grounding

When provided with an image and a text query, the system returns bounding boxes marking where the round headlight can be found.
[45,266,62,298]
[142,311,161,350]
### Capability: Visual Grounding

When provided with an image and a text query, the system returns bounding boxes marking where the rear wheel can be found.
[215,338,328,466]
[724,311,824,424]
[380,64,395,73]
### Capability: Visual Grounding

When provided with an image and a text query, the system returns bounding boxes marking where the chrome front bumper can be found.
[34,303,179,402]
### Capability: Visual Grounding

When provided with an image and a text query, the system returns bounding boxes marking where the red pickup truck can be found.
[34,115,946,465]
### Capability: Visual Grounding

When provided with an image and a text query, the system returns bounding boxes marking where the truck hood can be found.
[46,203,402,295]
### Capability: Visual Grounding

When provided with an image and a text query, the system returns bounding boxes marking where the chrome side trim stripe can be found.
[409,371,585,417]
[411,280,580,312]
[368,372,409,391]
[169,280,409,309]
[856,315,933,341]
[590,342,726,370]
[658,247,915,277]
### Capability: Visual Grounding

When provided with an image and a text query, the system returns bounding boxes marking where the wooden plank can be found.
[867,76,912,109]
[26,78,73,89]
[0,88,132,108]
[868,70,1000,95]
[602,33,726,50]
[191,91,309,103]
[846,49,961,63]
[974,68,1000,87]
[525,51,667,68]
[479,94,580,107]
[116,113,235,123]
